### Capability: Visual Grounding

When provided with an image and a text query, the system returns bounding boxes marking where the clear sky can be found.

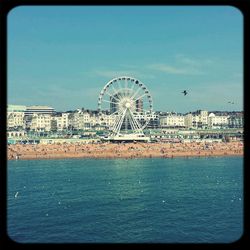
[8,6,243,113]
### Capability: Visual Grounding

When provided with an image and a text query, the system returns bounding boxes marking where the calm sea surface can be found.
[7,157,243,243]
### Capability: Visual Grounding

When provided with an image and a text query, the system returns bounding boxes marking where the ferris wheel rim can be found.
[97,76,154,134]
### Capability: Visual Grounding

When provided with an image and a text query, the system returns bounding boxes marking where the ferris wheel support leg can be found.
[116,109,127,136]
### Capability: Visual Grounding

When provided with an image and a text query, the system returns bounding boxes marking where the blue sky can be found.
[8,6,243,113]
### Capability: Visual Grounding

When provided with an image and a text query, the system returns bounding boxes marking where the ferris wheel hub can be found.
[125,102,131,108]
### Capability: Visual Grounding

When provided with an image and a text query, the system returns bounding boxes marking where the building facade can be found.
[7,105,244,135]
[30,114,52,132]
[52,113,70,131]
[160,114,185,128]
[228,114,244,128]
[7,105,26,130]
[184,110,208,129]
[208,113,229,129]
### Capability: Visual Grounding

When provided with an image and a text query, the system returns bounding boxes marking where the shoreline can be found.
[8,154,243,161]
[8,141,243,160]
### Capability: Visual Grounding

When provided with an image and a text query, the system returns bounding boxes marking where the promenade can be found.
[7,141,243,160]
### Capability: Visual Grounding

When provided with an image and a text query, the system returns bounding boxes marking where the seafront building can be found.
[7,104,244,143]
[68,109,115,131]
[51,113,70,131]
[159,113,185,128]
[24,105,55,116]
[7,105,26,130]
[207,113,229,129]
[228,114,244,128]
[184,110,208,129]
[29,114,53,132]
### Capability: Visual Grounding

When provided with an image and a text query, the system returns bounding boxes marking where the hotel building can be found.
[208,113,229,129]
[159,113,185,128]
[7,105,26,130]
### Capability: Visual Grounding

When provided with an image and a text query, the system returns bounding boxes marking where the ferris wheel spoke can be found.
[115,84,124,99]
[115,109,125,120]
[110,82,124,99]
[130,86,143,100]
[125,113,130,132]
[102,99,119,105]
[110,111,125,131]
[109,110,121,117]
[110,116,120,134]
[121,89,127,98]
[117,80,126,98]
[128,109,143,132]
[111,83,117,94]
[119,109,128,132]
[110,111,123,131]
[111,108,125,130]
[125,78,129,96]
[128,84,134,97]
[129,111,140,133]
[131,84,135,93]
[133,115,143,131]
[129,83,135,95]
[133,93,148,103]
[111,84,124,100]
[127,112,137,132]
[106,89,121,100]
[114,108,127,135]
[104,91,121,102]
[121,88,127,98]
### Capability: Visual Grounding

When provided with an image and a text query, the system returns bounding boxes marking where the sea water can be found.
[7,157,243,243]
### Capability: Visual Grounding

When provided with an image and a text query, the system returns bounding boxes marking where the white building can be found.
[184,110,208,129]
[208,113,229,128]
[7,130,27,138]
[98,112,116,128]
[160,114,185,128]
[69,110,95,130]
[133,112,159,128]
[69,111,81,130]
[52,113,70,131]
[69,110,116,131]
[30,114,52,132]
[200,110,208,126]
[7,105,26,130]
[184,113,193,128]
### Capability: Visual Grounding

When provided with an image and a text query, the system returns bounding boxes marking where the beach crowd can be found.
[7,141,243,160]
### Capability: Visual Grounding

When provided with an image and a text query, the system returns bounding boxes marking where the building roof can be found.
[8,105,26,112]
[26,105,54,110]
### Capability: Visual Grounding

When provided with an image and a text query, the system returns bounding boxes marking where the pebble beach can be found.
[8,141,243,160]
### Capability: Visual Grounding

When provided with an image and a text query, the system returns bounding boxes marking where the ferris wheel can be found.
[98,76,153,137]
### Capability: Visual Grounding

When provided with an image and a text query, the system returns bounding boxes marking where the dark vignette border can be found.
[0,0,249,249]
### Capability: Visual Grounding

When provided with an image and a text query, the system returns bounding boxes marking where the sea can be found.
[7,156,243,243]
